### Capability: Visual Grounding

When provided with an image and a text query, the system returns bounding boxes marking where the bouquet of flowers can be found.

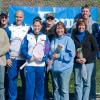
[77,47,87,81]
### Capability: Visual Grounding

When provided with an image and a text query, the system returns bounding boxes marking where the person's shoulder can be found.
[85,31,94,39]
[0,28,7,35]
[89,17,98,24]
[64,34,72,40]
[8,23,16,28]
[22,23,30,27]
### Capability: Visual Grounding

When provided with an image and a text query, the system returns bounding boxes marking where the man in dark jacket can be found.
[42,13,56,99]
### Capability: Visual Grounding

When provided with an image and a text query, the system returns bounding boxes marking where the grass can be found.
[17,60,100,99]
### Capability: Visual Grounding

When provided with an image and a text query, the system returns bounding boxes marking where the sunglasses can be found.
[46,16,54,20]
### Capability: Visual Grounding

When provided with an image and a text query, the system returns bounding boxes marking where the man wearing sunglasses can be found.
[42,13,56,100]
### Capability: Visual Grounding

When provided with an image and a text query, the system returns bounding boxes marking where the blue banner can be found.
[9,5,98,28]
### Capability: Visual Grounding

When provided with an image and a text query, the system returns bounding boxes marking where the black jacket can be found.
[72,30,98,64]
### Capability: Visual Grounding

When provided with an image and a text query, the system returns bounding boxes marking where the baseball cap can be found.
[46,13,54,20]
[0,11,8,19]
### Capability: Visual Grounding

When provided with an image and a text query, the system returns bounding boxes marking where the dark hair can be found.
[0,13,8,19]
[33,16,42,25]
[55,21,67,34]
[76,18,87,31]
[82,4,90,11]
[46,13,54,20]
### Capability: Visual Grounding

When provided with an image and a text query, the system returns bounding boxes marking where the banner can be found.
[9,5,98,28]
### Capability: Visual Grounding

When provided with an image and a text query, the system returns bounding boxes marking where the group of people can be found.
[0,4,100,100]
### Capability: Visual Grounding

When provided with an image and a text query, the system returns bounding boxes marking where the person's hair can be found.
[55,21,67,35]
[76,18,87,31]
[33,16,42,25]
[81,4,90,11]
[15,10,24,17]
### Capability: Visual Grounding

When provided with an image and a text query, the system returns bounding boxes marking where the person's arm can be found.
[90,34,98,59]
[0,29,10,56]
[4,27,11,39]
[20,35,32,60]
[42,35,50,62]
[59,37,75,62]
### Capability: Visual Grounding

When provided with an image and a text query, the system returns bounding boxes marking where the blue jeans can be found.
[74,63,94,100]
[52,67,73,100]
[25,66,45,100]
[0,66,5,100]
[7,59,26,100]
[90,61,96,100]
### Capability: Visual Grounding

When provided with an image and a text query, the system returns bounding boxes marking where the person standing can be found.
[72,18,98,100]
[0,11,11,99]
[20,17,50,100]
[6,10,30,100]
[48,22,75,100]
[81,5,99,100]
[73,5,99,100]
[0,28,10,100]
[42,13,56,99]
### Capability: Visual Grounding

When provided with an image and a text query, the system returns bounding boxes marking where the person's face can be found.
[56,25,65,36]
[0,16,8,26]
[82,8,90,20]
[15,12,24,25]
[33,21,42,34]
[78,23,86,32]
[46,17,55,27]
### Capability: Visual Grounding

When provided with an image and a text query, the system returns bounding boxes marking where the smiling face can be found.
[78,22,86,32]
[56,25,65,36]
[15,10,24,25]
[33,20,42,34]
[82,8,90,20]
[56,22,66,36]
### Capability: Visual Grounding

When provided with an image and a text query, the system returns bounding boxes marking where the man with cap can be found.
[0,11,11,99]
[0,11,11,39]
[42,13,56,42]
[42,13,56,99]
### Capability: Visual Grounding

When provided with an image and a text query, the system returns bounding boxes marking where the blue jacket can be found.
[50,34,75,72]
[20,31,50,67]
[5,23,30,60]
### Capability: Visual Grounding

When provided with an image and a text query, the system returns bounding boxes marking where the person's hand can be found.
[6,59,12,67]
[76,51,81,58]
[76,58,86,64]
[53,53,59,59]
[48,60,53,65]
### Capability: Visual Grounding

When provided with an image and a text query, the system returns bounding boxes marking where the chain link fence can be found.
[0,0,100,96]
[1,0,100,11]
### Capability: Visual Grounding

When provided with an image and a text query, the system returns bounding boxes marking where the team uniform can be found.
[7,23,30,100]
[20,31,50,100]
